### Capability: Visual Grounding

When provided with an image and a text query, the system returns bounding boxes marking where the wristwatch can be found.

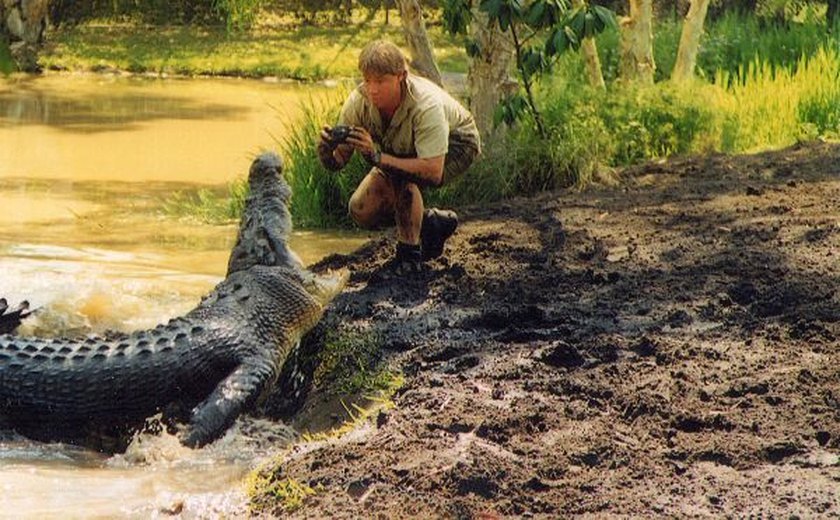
[366,144,382,167]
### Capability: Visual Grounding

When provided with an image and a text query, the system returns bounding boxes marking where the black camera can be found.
[329,125,353,145]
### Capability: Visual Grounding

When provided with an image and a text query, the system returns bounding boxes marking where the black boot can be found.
[420,208,458,261]
[379,241,424,277]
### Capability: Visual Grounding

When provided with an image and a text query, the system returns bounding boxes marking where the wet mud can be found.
[257,142,840,517]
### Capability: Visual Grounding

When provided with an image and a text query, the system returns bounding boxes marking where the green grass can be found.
[313,328,403,396]
[160,178,248,224]
[247,473,318,514]
[588,11,837,84]
[276,91,371,228]
[41,11,467,80]
[0,39,14,75]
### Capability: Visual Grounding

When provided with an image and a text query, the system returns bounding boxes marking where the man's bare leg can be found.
[349,168,426,273]
[393,178,424,246]
[348,168,396,228]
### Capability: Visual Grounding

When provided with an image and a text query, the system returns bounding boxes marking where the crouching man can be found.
[317,39,481,274]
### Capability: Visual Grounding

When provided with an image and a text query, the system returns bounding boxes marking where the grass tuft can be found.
[312,328,403,396]
[247,472,318,514]
[160,178,248,224]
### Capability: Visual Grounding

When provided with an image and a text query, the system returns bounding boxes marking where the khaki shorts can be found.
[442,132,480,185]
[375,132,480,187]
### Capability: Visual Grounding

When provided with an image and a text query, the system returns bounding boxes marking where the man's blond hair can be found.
[358,40,407,76]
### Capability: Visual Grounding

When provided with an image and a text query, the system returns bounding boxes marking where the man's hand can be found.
[317,125,344,171]
[347,127,381,166]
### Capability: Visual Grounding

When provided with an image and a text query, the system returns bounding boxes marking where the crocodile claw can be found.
[0,298,33,335]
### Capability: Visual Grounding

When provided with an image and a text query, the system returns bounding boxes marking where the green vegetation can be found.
[247,473,318,514]
[0,40,12,75]
[591,10,839,83]
[52,0,268,30]
[443,0,618,136]
[278,92,371,227]
[161,178,248,224]
[41,12,466,80]
[456,44,839,200]
[131,9,839,226]
[313,328,404,397]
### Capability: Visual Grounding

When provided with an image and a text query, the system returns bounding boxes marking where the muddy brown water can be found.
[0,74,366,518]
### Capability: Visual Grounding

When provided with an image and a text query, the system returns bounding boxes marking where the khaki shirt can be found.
[338,74,480,160]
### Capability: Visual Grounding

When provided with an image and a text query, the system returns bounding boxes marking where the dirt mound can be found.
[257,141,840,517]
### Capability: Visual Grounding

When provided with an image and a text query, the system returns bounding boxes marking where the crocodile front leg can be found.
[179,356,278,448]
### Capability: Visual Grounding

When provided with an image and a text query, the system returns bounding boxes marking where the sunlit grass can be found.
[160,178,247,224]
[587,11,836,84]
[247,472,319,514]
[41,11,466,80]
[711,46,840,151]
[0,40,13,75]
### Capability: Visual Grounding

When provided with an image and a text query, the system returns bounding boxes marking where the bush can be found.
[0,39,13,75]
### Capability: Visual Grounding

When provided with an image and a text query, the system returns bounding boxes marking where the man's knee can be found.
[348,196,375,228]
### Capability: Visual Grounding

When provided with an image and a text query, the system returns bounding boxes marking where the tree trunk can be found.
[619,0,655,84]
[671,0,711,82]
[466,10,516,140]
[396,0,443,86]
[0,0,49,72]
[573,0,606,89]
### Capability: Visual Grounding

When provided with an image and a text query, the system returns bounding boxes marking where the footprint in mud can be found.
[802,226,836,243]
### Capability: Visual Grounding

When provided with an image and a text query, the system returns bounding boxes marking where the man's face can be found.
[363,71,405,110]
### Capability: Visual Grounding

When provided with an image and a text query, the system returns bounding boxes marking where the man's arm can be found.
[346,127,446,187]
[380,154,445,187]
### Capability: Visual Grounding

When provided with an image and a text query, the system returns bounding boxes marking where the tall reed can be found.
[276,91,369,228]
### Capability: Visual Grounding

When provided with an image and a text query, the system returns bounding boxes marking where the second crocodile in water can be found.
[0,153,345,450]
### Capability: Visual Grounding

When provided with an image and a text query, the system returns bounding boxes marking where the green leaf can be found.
[564,25,581,50]
[0,39,13,76]
[592,5,619,30]
[522,47,546,77]
[494,93,529,128]
[525,0,547,27]
[479,0,503,18]
[566,6,585,34]
[499,10,512,31]
[584,12,595,37]
[442,0,474,35]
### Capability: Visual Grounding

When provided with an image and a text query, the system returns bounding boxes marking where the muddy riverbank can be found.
[259,141,840,517]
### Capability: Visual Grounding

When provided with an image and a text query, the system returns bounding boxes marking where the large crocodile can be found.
[0,152,345,450]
